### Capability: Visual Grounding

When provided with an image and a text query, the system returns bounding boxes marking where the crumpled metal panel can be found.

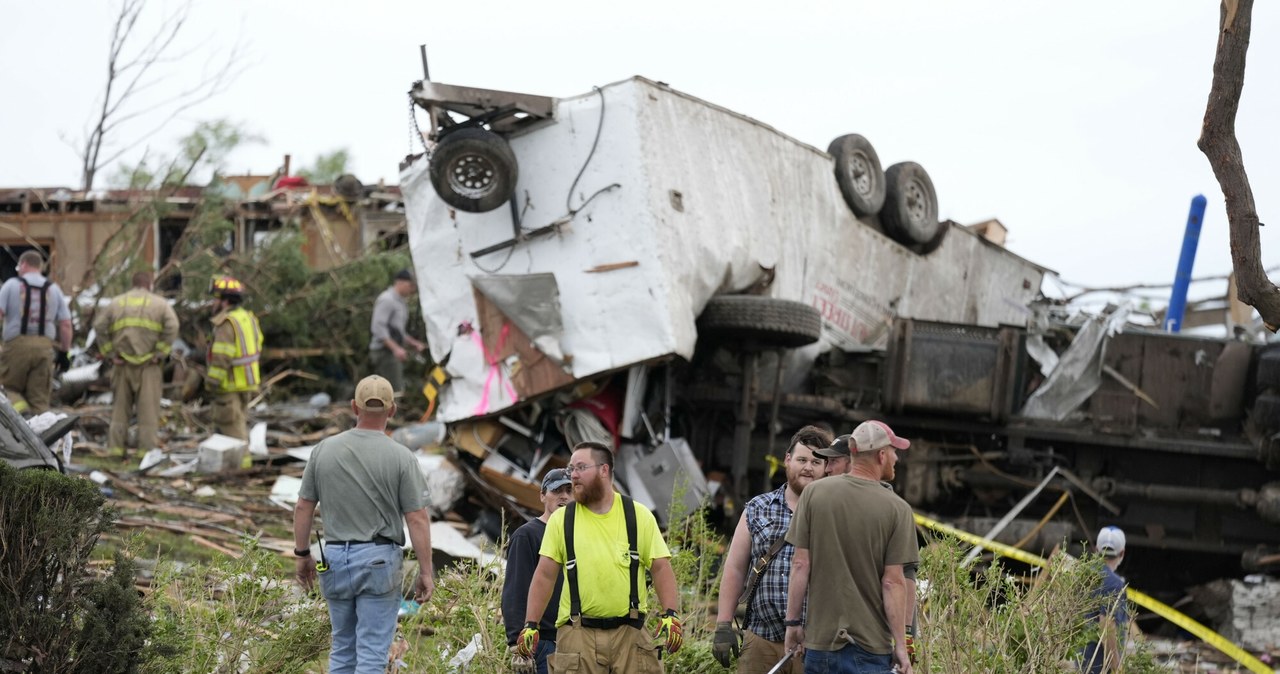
[471,273,566,363]
[1021,307,1129,421]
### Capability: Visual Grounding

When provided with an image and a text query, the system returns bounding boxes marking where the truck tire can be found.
[829,134,885,217]
[429,127,518,213]
[697,296,822,349]
[1252,392,1280,434]
[1256,346,1280,393]
[882,162,941,248]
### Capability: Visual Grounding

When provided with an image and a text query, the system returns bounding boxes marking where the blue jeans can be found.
[318,542,403,674]
[535,640,555,674]
[804,639,893,674]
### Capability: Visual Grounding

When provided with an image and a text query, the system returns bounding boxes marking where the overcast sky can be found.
[3,1,1278,305]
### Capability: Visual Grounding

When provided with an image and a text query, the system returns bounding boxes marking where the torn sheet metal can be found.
[471,273,566,362]
[1021,306,1130,421]
[269,475,304,510]
[403,77,1048,423]
[1024,305,1060,377]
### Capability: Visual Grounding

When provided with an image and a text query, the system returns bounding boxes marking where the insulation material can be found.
[404,77,1047,422]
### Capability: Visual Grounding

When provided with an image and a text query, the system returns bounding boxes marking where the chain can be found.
[408,95,429,154]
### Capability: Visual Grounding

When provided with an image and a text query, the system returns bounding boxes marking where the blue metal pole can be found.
[1166,194,1208,332]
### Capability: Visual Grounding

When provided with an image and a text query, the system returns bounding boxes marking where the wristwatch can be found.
[783,618,803,627]
[294,548,311,557]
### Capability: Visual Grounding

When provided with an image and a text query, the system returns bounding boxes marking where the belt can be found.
[576,613,646,630]
[328,535,398,546]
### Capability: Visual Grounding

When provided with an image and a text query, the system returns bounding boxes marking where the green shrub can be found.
[139,539,329,674]
[916,535,1165,673]
[0,462,149,673]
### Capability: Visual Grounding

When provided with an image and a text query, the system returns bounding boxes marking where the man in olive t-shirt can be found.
[784,420,918,674]
[293,375,435,674]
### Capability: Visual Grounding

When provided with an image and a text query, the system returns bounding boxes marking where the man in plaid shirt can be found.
[713,425,832,672]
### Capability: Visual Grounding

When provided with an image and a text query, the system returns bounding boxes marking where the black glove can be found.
[712,621,740,668]
[54,350,71,374]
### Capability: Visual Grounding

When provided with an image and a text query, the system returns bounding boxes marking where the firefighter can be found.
[205,277,262,440]
[0,250,73,414]
[93,271,179,457]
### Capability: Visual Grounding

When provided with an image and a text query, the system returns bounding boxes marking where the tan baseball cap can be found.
[354,375,395,411]
[851,420,911,452]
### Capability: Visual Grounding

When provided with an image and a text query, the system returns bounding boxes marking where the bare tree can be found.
[1199,0,1280,331]
[76,0,247,191]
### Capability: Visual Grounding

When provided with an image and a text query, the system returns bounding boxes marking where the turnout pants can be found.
[740,629,803,674]
[211,391,251,440]
[0,335,55,414]
[550,623,663,674]
[109,362,164,454]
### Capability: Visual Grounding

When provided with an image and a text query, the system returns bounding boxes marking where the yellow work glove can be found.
[515,622,539,658]
[655,609,683,654]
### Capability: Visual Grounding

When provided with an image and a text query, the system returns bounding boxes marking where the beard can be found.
[573,474,608,504]
[786,468,817,495]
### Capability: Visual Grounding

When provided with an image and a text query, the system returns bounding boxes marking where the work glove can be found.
[712,621,740,667]
[54,349,71,374]
[514,622,539,658]
[509,645,535,674]
[654,609,683,654]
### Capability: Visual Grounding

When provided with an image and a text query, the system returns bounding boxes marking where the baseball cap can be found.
[1097,526,1126,557]
[541,468,571,493]
[851,420,911,452]
[394,269,414,282]
[814,434,852,459]
[354,375,395,410]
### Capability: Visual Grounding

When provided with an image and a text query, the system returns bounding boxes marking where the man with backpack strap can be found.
[713,425,831,672]
[517,441,683,673]
[0,251,72,414]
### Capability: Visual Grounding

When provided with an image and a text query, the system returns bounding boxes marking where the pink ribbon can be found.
[472,323,518,416]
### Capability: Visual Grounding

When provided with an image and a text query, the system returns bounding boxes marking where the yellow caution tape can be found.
[913,512,1272,674]
[765,453,784,481]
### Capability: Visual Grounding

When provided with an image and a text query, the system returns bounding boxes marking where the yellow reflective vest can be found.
[207,306,263,393]
[93,288,180,365]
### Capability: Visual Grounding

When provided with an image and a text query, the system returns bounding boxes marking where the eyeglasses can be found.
[565,463,602,475]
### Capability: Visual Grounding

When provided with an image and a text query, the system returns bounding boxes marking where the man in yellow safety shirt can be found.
[205,277,262,440]
[94,271,179,457]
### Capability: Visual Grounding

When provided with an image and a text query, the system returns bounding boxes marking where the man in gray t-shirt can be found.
[369,269,425,395]
[294,375,435,674]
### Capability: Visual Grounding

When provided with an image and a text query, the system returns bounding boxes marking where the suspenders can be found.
[19,278,50,337]
[564,494,640,623]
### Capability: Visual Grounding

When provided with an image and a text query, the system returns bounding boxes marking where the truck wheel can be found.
[1256,346,1280,393]
[882,162,941,248]
[429,128,518,213]
[829,134,885,217]
[697,296,822,349]
[1252,392,1280,433]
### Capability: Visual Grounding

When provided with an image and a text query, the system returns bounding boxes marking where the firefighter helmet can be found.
[211,276,244,298]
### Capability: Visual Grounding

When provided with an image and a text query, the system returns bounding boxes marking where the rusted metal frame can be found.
[409,81,554,140]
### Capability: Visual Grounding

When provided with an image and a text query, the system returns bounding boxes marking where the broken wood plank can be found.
[585,260,639,273]
[190,534,242,558]
[1103,364,1160,409]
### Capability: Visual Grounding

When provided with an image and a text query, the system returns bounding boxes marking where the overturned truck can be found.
[401,76,1280,581]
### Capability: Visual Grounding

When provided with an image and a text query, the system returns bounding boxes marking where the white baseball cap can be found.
[1097,526,1126,557]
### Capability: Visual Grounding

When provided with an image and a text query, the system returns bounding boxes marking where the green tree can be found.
[298,149,350,184]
